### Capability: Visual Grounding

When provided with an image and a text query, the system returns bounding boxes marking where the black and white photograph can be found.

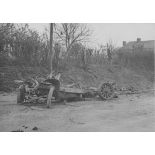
[0,23,154,132]
[0,0,155,155]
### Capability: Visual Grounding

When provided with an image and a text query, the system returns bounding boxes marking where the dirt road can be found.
[0,92,154,132]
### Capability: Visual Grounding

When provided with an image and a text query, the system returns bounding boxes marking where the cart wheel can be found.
[17,85,26,104]
[99,83,114,100]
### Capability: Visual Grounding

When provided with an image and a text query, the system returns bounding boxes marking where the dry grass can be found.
[0,48,154,92]
[113,49,154,82]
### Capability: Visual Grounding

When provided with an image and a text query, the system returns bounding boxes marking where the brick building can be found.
[122,38,155,51]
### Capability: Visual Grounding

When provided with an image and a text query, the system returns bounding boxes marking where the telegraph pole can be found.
[50,23,54,74]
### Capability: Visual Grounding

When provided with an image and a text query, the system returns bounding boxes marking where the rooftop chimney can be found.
[137,38,141,42]
[123,41,126,46]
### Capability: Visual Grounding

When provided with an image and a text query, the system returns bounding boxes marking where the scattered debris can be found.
[17,73,117,106]
[22,125,28,129]
[32,126,38,131]
[11,129,24,132]
[118,86,139,95]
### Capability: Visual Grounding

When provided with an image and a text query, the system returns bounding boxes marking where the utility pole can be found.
[50,23,54,74]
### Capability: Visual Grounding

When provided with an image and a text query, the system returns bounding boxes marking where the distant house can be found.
[121,38,155,51]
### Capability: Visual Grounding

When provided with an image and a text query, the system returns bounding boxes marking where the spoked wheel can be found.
[99,82,115,100]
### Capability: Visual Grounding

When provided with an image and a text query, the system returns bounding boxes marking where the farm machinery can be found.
[16,73,116,107]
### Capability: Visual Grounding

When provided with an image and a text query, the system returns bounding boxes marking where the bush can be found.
[113,48,154,82]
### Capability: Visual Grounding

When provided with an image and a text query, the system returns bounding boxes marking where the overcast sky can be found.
[30,23,155,47]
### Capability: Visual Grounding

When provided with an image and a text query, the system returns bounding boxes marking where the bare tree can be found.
[54,23,90,57]
[106,40,115,62]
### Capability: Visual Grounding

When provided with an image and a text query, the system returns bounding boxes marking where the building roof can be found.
[122,40,154,50]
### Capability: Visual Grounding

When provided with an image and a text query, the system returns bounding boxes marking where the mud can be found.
[0,92,154,131]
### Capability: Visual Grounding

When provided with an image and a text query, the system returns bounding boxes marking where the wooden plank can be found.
[59,87,84,94]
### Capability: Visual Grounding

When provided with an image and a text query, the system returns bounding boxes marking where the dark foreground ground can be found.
[0,92,154,132]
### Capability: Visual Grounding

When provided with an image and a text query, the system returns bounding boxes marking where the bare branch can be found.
[54,23,90,54]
